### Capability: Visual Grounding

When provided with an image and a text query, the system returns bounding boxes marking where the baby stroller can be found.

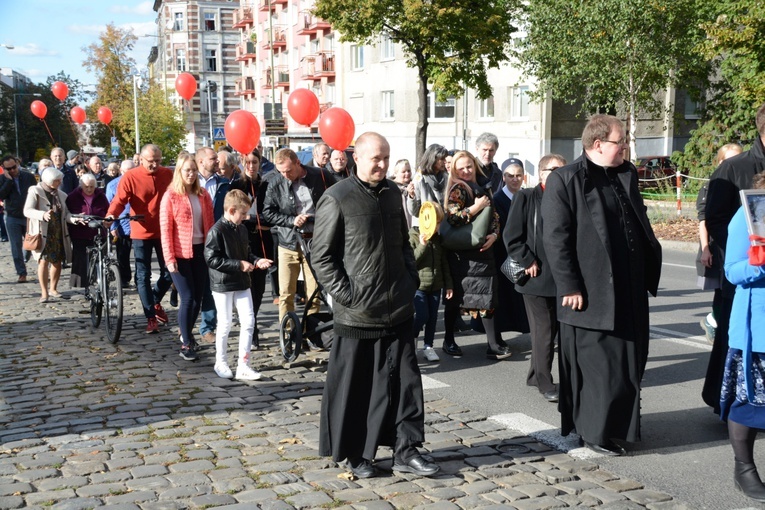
[279,228,334,362]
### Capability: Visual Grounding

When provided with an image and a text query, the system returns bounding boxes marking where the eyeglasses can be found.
[601,138,626,146]
[3,164,17,171]
[506,174,524,179]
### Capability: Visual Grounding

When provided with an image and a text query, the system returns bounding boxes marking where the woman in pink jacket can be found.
[160,153,215,360]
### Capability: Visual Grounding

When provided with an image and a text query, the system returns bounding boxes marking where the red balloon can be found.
[175,72,198,101]
[70,106,86,124]
[98,107,113,125]
[287,88,320,126]
[319,107,355,151]
[51,81,69,101]
[30,100,47,119]
[224,110,261,155]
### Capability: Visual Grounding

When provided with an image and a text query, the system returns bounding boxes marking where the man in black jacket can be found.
[0,155,37,282]
[702,103,765,413]
[542,115,662,457]
[262,148,332,320]
[312,132,439,479]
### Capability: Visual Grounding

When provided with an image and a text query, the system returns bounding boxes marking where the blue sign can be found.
[111,147,119,156]
[213,127,226,140]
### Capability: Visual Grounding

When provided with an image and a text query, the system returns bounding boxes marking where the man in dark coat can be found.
[542,114,662,456]
[312,132,439,479]
[0,155,37,282]
[702,103,765,413]
[475,132,503,193]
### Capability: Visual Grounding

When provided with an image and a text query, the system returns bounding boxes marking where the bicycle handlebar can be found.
[71,214,145,222]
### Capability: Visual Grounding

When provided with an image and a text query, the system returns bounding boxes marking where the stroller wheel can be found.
[280,312,303,362]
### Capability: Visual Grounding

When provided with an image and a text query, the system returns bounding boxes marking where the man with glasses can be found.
[542,114,662,457]
[107,144,174,334]
[196,147,231,343]
[0,155,37,282]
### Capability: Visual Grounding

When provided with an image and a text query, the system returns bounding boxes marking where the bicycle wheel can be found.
[87,256,102,328]
[279,312,303,362]
[104,264,123,344]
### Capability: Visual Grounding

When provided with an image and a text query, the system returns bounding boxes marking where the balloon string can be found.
[41,119,56,147]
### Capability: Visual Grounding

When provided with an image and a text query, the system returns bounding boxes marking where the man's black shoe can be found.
[348,458,377,479]
[542,389,559,403]
[392,455,440,477]
[442,342,463,357]
[486,345,512,360]
[580,438,625,456]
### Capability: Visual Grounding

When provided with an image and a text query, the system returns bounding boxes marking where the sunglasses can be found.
[3,164,18,171]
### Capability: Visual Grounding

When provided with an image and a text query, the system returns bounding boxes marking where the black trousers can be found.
[522,294,558,394]
[114,236,132,286]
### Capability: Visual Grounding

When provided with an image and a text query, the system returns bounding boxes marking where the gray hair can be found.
[41,167,64,185]
[38,158,53,169]
[475,132,499,149]
[79,173,97,187]
[219,151,238,169]
[120,160,135,173]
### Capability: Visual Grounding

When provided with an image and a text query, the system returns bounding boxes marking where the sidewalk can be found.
[0,243,692,510]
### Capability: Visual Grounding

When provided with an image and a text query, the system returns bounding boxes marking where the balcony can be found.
[236,41,257,61]
[259,0,287,11]
[320,102,333,113]
[263,26,287,51]
[262,67,290,89]
[235,77,256,97]
[297,11,331,35]
[233,7,254,28]
[300,51,335,80]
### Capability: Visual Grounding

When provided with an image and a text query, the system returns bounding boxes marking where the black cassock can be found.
[319,318,425,462]
[559,165,650,445]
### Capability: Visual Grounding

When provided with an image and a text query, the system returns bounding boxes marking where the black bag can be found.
[501,195,538,286]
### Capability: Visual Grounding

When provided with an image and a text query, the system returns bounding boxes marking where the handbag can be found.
[440,183,493,251]
[501,196,538,286]
[22,219,42,251]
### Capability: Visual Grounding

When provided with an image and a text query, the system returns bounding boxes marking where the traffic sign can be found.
[111,147,120,156]
[213,127,226,140]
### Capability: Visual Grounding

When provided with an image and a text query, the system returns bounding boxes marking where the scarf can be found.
[40,182,61,213]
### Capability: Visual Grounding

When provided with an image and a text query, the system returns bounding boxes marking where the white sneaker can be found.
[424,346,440,362]
[235,365,262,381]
[214,363,233,379]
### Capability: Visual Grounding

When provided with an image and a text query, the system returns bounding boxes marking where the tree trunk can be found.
[628,71,637,163]
[415,52,429,168]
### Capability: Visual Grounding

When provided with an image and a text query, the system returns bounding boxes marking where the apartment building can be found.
[150,0,242,151]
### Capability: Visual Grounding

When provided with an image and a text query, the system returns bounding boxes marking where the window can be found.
[176,48,187,71]
[382,91,394,119]
[205,48,217,72]
[350,44,364,70]
[173,12,184,31]
[381,32,395,60]
[510,85,530,119]
[326,83,336,104]
[209,87,219,113]
[684,93,701,119]
[427,92,456,120]
[204,11,216,31]
[477,95,494,119]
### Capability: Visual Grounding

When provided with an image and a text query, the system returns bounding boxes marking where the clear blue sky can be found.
[0,1,158,88]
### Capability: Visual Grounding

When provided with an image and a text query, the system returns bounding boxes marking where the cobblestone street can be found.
[0,243,692,510]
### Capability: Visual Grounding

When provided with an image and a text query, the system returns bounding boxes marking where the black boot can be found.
[734,460,765,502]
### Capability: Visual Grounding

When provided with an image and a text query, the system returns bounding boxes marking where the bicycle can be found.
[74,214,143,344]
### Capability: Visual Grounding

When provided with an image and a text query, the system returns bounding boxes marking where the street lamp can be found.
[14,92,42,158]
[132,74,142,154]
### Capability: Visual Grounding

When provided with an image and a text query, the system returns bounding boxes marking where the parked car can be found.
[635,156,677,186]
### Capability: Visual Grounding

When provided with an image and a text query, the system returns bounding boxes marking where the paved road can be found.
[0,238,728,509]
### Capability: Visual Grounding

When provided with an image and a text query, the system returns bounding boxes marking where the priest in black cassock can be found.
[541,114,662,456]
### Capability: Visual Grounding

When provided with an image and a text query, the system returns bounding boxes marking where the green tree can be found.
[672,0,765,180]
[82,23,186,159]
[516,0,714,161]
[312,0,518,163]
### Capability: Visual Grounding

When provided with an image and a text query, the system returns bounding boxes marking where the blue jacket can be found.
[106,175,130,236]
[201,174,230,221]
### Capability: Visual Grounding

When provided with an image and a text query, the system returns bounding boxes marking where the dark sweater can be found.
[409,226,453,293]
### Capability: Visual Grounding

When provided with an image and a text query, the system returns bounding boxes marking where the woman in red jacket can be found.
[160,153,215,360]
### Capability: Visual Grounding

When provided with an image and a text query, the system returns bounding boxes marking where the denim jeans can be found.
[413,289,441,348]
[170,244,209,347]
[5,215,28,277]
[133,238,173,318]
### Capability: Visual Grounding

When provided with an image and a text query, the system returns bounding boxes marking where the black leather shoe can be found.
[735,460,765,502]
[348,458,378,479]
[580,439,625,456]
[542,389,559,402]
[486,345,512,360]
[442,342,463,357]
[393,455,440,477]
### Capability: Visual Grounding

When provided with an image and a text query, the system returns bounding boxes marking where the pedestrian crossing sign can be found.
[213,127,226,140]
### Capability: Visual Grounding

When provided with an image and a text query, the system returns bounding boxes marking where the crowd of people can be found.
[3,106,765,497]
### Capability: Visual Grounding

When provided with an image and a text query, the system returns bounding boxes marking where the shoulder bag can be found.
[23,219,42,251]
[440,182,492,251]
[501,197,536,286]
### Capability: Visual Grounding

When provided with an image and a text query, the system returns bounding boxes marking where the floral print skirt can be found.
[720,348,765,428]
[41,210,65,264]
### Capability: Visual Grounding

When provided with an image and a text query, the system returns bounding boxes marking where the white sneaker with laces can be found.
[236,364,262,381]
[214,363,233,379]
[424,346,440,362]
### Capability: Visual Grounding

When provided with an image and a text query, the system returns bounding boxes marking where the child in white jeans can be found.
[204,190,273,380]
